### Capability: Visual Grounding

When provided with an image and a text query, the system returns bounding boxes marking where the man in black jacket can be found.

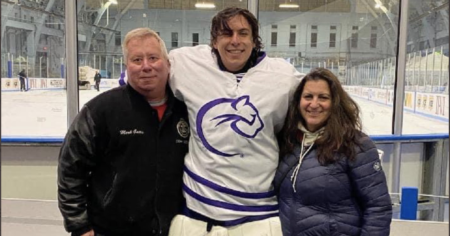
[58,28,189,236]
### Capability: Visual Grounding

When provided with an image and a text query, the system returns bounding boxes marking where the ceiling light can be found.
[279,3,299,8]
[280,0,299,9]
[195,2,216,9]
[108,0,118,4]
[373,0,387,13]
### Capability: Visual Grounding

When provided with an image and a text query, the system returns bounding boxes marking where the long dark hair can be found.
[210,7,263,54]
[280,68,362,164]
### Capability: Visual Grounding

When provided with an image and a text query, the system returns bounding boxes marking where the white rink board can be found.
[344,86,449,122]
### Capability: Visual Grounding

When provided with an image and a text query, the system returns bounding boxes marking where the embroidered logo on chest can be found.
[196,95,264,157]
[177,118,190,138]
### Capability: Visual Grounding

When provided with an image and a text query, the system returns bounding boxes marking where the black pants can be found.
[94,232,158,236]
[92,218,163,236]
[95,81,100,91]
[19,77,26,91]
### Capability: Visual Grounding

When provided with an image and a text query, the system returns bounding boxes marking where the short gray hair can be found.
[122,28,168,65]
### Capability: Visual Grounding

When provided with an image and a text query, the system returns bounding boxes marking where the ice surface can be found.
[1,89,448,138]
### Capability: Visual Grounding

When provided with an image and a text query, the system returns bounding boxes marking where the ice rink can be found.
[1,88,448,138]
[2,89,106,138]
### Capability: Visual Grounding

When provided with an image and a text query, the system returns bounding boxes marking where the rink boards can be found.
[344,86,448,122]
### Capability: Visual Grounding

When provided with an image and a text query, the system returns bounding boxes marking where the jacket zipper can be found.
[154,105,171,234]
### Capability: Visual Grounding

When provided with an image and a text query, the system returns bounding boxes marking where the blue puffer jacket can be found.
[274,133,392,236]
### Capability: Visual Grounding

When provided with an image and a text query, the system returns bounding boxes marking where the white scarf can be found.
[290,122,325,192]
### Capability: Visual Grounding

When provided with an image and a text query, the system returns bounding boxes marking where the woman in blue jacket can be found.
[274,68,392,236]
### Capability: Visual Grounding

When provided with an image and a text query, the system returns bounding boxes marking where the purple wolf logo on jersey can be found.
[197,95,264,157]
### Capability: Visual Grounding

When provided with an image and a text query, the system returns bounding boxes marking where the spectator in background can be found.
[94,70,102,91]
[18,69,27,92]
[274,68,392,236]
[58,28,189,236]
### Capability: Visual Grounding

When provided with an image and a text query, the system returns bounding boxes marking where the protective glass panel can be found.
[259,0,400,135]
[402,1,449,135]
[1,0,67,138]
[77,0,248,109]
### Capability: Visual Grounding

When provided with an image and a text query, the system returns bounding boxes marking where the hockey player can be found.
[168,7,302,236]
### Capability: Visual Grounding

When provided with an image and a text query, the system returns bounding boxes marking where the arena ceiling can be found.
[83,0,353,12]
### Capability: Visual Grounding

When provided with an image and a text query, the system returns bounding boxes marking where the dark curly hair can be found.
[210,7,263,55]
[280,68,362,164]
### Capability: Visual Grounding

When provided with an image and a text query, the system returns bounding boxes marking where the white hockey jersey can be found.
[169,45,302,224]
